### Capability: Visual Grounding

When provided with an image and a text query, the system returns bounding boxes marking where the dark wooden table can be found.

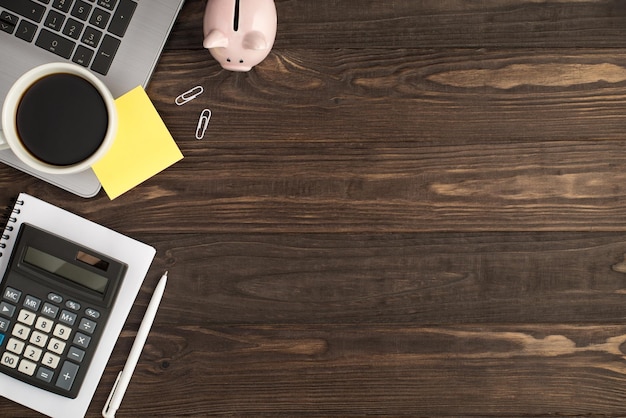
[4,0,626,416]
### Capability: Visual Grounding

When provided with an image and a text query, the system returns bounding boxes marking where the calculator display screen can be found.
[23,247,108,294]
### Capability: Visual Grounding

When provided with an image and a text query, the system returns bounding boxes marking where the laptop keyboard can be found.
[0,0,137,76]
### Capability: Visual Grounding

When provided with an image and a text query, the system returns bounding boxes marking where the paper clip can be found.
[195,109,212,140]
[175,85,203,106]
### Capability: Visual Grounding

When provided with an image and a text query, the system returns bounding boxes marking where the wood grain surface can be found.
[3,0,626,416]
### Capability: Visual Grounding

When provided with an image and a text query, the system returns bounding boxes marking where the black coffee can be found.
[16,73,108,166]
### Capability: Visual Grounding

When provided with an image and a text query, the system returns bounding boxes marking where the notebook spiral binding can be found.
[0,198,24,257]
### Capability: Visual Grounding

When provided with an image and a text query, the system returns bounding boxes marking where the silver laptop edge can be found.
[0,0,185,197]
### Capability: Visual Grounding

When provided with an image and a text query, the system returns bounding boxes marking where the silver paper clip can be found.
[196,109,212,140]
[175,85,204,105]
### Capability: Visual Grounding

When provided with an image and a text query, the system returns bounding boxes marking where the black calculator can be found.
[0,223,126,398]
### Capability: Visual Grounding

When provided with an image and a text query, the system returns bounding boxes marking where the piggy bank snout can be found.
[203,0,277,72]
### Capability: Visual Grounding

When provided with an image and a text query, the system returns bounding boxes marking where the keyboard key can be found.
[35,316,53,333]
[0,21,14,35]
[42,352,60,369]
[71,0,92,21]
[23,295,41,311]
[47,293,63,304]
[91,35,120,75]
[90,8,111,29]
[78,318,96,334]
[67,346,85,362]
[73,332,90,348]
[24,345,42,361]
[63,19,84,39]
[53,323,71,340]
[1,352,19,369]
[36,367,54,383]
[55,361,79,391]
[12,324,30,341]
[16,20,38,42]
[59,310,77,326]
[17,309,35,326]
[84,308,100,319]
[97,0,118,11]
[65,300,81,311]
[0,302,15,318]
[41,303,59,319]
[52,0,74,13]
[3,288,21,303]
[45,10,66,31]
[72,45,94,66]
[0,12,18,26]
[108,0,136,37]
[81,26,102,47]
[18,359,37,376]
[0,0,46,23]
[0,317,10,333]
[91,34,119,75]
[48,337,66,354]
[29,331,48,347]
[36,29,76,59]
[6,338,25,355]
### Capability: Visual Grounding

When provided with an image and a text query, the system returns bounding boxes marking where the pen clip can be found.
[102,371,122,418]
[175,85,204,106]
[195,109,212,140]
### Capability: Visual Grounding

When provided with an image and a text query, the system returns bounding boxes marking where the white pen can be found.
[102,271,168,418]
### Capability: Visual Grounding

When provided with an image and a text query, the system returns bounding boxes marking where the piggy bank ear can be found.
[203,30,229,49]
[243,31,268,50]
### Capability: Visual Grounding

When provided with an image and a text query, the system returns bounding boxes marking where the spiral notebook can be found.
[0,193,156,418]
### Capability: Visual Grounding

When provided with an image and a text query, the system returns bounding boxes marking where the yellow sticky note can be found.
[92,86,183,199]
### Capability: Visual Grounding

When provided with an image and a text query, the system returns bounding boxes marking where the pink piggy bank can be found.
[203,0,277,72]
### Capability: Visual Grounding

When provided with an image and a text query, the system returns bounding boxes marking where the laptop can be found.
[0,0,185,197]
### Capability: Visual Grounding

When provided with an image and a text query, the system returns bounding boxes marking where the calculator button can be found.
[84,308,100,319]
[6,338,25,355]
[53,323,71,340]
[35,317,53,333]
[41,303,59,319]
[0,302,15,318]
[18,359,37,376]
[67,346,84,362]
[24,345,42,361]
[12,324,31,340]
[47,293,63,303]
[73,332,90,348]
[78,318,96,334]
[58,310,77,326]
[0,334,5,346]
[42,352,60,369]
[23,295,41,311]
[65,300,81,311]
[1,352,19,368]
[0,317,10,333]
[29,331,48,347]
[47,338,66,354]
[3,287,21,303]
[36,366,54,383]
[17,309,35,326]
[56,361,80,391]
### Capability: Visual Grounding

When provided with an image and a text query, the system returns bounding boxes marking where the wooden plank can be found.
[88,324,626,416]
[169,0,626,50]
[3,48,626,232]
[133,232,626,324]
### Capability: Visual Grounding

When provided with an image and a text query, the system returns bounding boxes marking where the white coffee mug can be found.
[0,62,117,175]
